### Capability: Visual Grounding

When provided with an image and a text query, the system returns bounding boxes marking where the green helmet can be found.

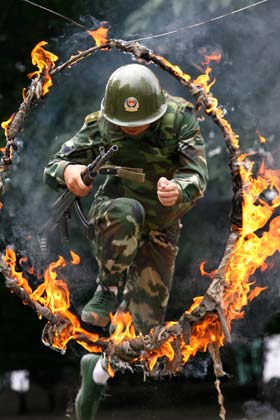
[101,64,167,127]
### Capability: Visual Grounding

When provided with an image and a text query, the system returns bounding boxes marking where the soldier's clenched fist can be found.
[157,177,180,207]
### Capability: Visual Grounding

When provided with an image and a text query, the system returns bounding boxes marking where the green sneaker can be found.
[81,288,117,327]
[75,354,107,420]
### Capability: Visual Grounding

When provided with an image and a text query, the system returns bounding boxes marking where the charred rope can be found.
[1,38,241,338]
[1,38,244,376]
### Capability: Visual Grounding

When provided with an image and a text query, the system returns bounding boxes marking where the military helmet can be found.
[101,64,167,127]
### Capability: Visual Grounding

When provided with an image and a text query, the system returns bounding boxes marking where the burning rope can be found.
[1,23,279,420]
[0,35,242,338]
[0,27,252,356]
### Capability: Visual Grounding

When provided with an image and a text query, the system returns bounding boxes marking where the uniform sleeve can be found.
[43,119,99,191]
[172,109,208,204]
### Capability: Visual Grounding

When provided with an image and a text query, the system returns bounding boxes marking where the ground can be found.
[0,377,260,420]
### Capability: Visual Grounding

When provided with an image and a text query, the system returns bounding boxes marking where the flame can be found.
[185,296,204,315]
[223,155,280,326]
[248,285,268,302]
[87,22,110,46]
[194,50,239,148]
[154,53,239,150]
[4,248,102,352]
[28,41,58,96]
[193,50,221,94]
[256,130,266,144]
[200,50,222,67]
[199,260,218,280]
[4,247,33,294]
[110,311,136,345]
[215,107,239,149]
[2,45,279,371]
[155,55,192,85]
[148,340,175,371]
[181,315,223,364]
[194,67,216,94]
[70,250,80,265]
[107,360,116,378]
[4,146,280,368]
[148,153,280,369]
[1,113,16,138]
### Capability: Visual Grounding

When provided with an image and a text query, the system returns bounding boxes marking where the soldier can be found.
[44,63,208,420]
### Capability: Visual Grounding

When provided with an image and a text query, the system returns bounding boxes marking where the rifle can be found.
[38,145,145,255]
[38,145,118,254]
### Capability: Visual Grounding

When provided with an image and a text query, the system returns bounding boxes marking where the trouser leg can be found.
[88,197,145,287]
[121,221,182,335]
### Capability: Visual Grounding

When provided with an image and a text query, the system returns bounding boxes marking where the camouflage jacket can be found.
[44,95,208,231]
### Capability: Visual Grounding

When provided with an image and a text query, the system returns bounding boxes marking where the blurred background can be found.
[0,0,280,419]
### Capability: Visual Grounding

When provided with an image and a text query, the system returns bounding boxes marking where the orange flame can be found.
[193,50,221,95]
[106,360,116,378]
[1,113,16,138]
[70,250,80,265]
[256,130,266,144]
[155,55,192,85]
[223,155,280,326]
[193,50,239,148]
[194,67,216,94]
[248,285,268,302]
[2,36,279,371]
[87,23,110,47]
[3,147,280,369]
[185,296,204,315]
[4,248,101,352]
[158,155,280,368]
[28,41,58,96]
[148,340,175,371]
[181,315,223,364]
[155,53,239,150]
[201,51,222,67]
[110,311,136,345]
[22,88,27,100]
[199,260,218,280]
[215,107,240,149]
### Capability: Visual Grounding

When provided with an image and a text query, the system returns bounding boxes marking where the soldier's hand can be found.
[64,164,92,197]
[157,177,180,206]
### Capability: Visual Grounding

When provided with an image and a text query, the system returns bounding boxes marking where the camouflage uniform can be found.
[44,95,208,334]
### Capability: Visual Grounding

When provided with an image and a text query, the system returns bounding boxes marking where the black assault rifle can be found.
[38,145,118,255]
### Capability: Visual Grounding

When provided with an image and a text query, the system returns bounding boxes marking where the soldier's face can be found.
[120,124,150,136]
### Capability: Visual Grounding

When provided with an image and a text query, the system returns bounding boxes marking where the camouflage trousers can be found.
[88,196,181,334]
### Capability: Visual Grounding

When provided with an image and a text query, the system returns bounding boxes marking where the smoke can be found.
[1,0,280,352]
[242,400,280,420]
